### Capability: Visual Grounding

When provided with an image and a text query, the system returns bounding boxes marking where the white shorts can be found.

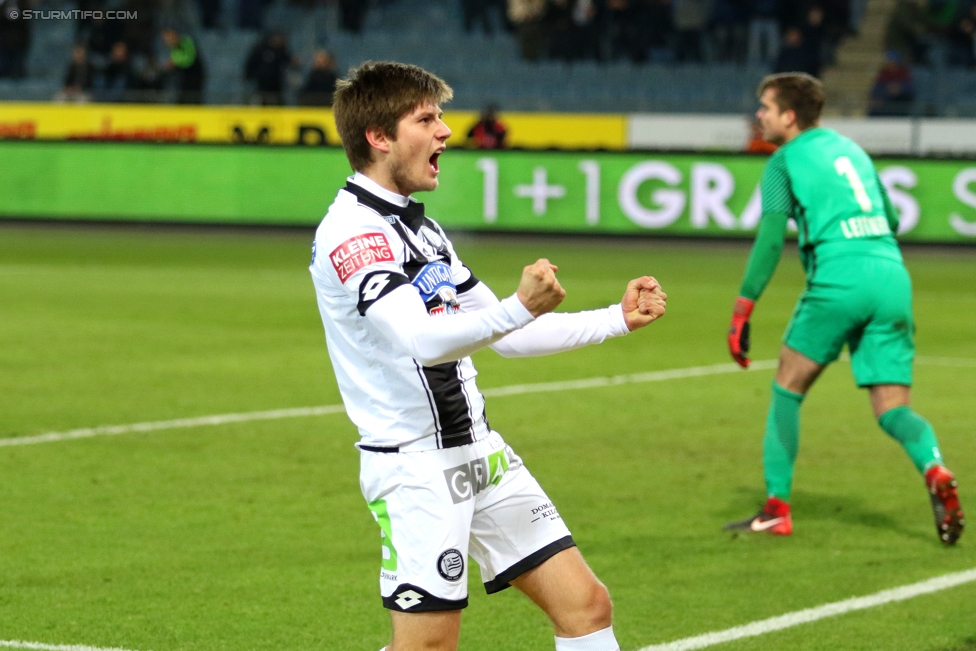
[359,430,574,612]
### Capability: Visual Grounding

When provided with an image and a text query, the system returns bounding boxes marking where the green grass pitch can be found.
[0,224,974,651]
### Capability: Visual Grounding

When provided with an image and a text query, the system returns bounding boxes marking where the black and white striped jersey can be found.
[311,173,633,451]
[310,174,534,451]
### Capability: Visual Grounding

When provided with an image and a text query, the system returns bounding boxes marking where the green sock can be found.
[763,382,805,502]
[878,405,944,474]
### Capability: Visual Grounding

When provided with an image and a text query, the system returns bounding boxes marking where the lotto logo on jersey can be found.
[330,233,395,283]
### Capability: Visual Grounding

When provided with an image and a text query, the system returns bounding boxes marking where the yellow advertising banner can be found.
[0,102,337,144]
[0,102,627,150]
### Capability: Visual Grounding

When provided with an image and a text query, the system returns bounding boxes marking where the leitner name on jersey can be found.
[309,177,489,451]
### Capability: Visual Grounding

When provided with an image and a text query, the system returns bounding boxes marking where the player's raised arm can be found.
[455,272,667,358]
[363,258,565,366]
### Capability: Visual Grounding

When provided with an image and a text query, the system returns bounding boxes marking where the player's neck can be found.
[782,123,817,144]
[353,170,411,206]
[357,166,411,202]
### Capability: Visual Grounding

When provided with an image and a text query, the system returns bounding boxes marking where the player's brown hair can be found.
[757,73,825,130]
[333,61,453,171]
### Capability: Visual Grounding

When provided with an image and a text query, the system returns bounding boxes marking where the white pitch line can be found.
[0,360,779,448]
[0,355,969,449]
[916,355,976,368]
[4,570,973,651]
[0,641,143,651]
[0,406,347,448]
[481,360,778,397]
[637,567,976,651]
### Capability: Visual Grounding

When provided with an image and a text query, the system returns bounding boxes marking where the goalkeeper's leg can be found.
[871,385,943,473]
[762,381,805,501]
[764,346,825,501]
[726,346,824,535]
[872,385,964,545]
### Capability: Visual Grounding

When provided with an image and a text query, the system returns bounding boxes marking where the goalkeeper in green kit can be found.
[724,73,964,545]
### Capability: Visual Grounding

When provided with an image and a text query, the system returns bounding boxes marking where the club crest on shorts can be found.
[437,549,464,581]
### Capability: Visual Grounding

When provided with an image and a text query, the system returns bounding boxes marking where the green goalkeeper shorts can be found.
[783,255,915,387]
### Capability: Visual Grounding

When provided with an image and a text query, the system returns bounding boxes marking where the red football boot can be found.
[925,465,965,545]
[724,497,793,535]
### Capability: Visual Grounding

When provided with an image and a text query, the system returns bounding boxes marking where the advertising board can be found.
[2,142,975,242]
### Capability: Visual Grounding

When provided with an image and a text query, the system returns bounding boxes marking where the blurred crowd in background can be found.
[54,25,341,105]
[0,0,974,113]
[866,0,976,115]
[508,0,848,73]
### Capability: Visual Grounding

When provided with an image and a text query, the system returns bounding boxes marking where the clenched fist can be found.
[622,276,667,331]
[517,258,566,317]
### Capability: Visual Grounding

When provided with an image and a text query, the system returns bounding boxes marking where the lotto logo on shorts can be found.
[330,232,394,283]
[443,450,509,504]
[393,588,424,610]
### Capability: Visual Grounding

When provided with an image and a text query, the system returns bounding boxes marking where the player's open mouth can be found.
[429,152,441,173]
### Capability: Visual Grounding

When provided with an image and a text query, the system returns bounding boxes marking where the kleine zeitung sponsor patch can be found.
[330,232,395,283]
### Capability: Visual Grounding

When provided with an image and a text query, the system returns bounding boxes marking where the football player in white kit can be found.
[309,62,668,651]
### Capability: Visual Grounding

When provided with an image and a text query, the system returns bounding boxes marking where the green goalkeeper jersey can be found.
[739,127,902,300]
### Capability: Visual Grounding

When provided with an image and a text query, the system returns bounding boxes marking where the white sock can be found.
[555,625,619,651]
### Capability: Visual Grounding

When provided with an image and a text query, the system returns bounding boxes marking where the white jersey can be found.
[311,174,631,452]
[310,174,527,451]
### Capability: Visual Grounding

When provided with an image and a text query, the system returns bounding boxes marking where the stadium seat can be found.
[8,0,975,114]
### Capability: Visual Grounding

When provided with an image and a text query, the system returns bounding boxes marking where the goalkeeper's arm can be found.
[739,210,789,303]
[729,210,789,368]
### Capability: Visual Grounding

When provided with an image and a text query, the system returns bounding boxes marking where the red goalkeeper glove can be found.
[728,297,755,368]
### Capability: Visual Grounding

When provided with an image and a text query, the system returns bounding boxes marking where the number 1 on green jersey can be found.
[834,155,874,212]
